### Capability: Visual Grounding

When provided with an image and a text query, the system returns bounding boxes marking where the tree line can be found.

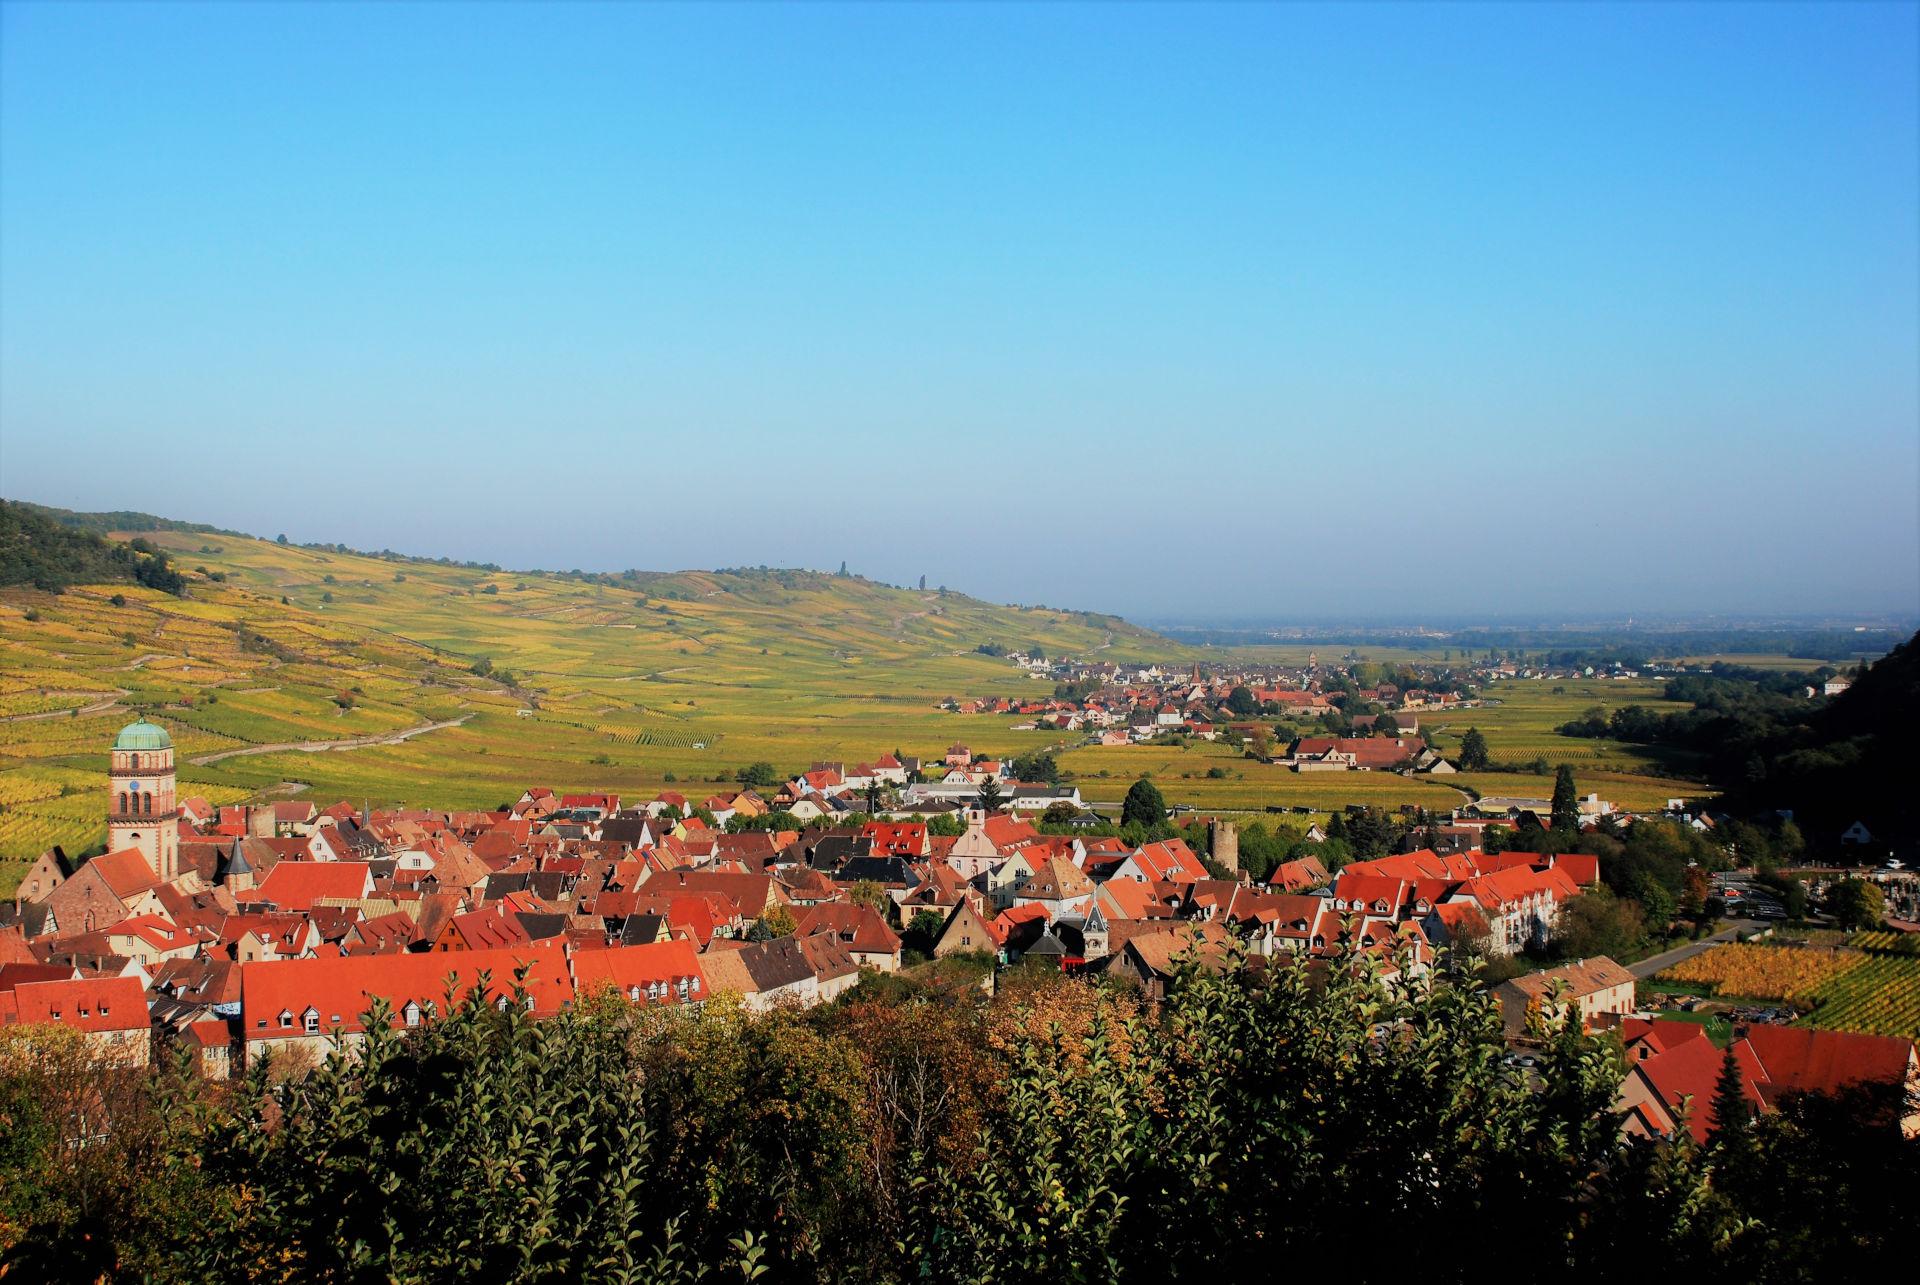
[1557,632,1919,845]
[4,943,1913,1284]
[0,500,187,596]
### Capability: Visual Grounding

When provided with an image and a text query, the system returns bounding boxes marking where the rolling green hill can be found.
[2,506,1719,890]
[0,507,1182,880]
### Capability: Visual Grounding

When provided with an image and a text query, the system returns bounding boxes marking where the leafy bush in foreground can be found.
[3,946,1914,1283]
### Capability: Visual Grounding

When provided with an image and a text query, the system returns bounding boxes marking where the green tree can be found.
[1827,878,1886,931]
[1225,686,1257,717]
[1010,751,1061,784]
[1120,777,1167,829]
[902,909,946,956]
[927,811,966,837]
[1550,764,1579,832]
[1709,1044,1753,1151]
[848,880,889,917]
[735,761,782,788]
[976,778,1004,813]
[1459,727,1491,771]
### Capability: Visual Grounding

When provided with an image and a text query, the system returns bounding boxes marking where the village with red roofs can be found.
[3,715,1913,1142]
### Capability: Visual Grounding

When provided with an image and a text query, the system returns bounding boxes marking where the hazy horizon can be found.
[3,3,1917,620]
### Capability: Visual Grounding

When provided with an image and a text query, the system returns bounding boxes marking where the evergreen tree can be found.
[1120,777,1167,829]
[1709,1044,1753,1149]
[1551,764,1580,832]
[1459,727,1490,771]
[976,777,1004,813]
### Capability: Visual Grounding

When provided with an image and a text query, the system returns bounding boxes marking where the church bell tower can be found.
[108,719,179,881]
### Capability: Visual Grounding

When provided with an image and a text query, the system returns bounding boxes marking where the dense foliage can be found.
[5,947,1914,1284]
[1557,632,1920,844]
[0,499,187,595]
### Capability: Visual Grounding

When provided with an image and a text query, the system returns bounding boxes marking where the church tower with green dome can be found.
[109,719,178,881]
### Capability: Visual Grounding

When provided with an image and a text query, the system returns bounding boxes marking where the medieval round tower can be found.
[108,719,178,881]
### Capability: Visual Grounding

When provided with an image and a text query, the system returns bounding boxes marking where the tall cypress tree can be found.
[1551,764,1580,832]
[1709,1044,1752,1146]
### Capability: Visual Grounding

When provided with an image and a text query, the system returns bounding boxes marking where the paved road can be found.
[1630,919,1763,979]
[188,714,473,766]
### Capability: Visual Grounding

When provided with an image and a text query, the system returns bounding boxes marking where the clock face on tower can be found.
[130,782,144,792]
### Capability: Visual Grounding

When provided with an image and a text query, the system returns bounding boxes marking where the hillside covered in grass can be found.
[0,505,1182,878]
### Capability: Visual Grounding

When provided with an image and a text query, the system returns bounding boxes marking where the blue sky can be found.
[3,2,1915,621]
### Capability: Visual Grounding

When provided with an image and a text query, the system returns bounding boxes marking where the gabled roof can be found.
[739,937,818,992]
[1635,1036,1768,1144]
[1127,839,1207,884]
[1500,956,1634,1004]
[240,940,574,1036]
[249,861,375,912]
[792,902,902,957]
[1267,855,1330,892]
[1123,922,1236,978]
[438,906,532,952]
[572,940,706,1004]
[1742,1024,1916,1098]
[7,975,149,1034]
[1019,856,1094,902]
[84,847,162,898]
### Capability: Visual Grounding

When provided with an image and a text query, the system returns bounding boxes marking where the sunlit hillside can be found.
[0,519,1185,881]
[3,513,1715,892]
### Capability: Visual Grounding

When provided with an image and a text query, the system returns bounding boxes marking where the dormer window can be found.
[279,1009,293,1029]
[303,1008,320,1034]
[404,1002,422,1028]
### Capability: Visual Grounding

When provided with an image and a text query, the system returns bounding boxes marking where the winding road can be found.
[188,714,473,766]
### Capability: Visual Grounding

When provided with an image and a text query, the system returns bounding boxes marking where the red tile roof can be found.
[247,861,375,912]
[5,975,148,1034]
[1742,1024,1917,1099]
[241,941,574,1036]
[571,940,707,1005]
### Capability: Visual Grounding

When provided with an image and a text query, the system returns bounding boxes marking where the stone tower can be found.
[108,719,178,882]
[1210,818,1240,877]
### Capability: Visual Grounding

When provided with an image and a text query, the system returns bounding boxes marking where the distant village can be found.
[943,651,1641,773]
[2,715,1913,1141]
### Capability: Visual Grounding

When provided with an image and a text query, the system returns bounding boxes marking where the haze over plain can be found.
[2,2,1915,619]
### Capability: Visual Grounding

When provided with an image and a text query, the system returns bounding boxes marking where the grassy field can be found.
[1413,677,1708,810]
[2,527,1730,892]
